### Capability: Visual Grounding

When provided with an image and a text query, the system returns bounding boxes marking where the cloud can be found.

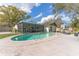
[0,3,41,13]
[0,3,36,13]
[62,16,70,22]
[20,6,32,13]
[0,3,12,6]
[37,15,54,24]
[34,13,43,19]
[35,3,41,7]
[14,3,35,13]
[15,3,41,13]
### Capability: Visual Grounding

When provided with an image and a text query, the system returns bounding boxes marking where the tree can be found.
[55,16,63,28]
[0,5,31,31]
[71,17,79,31]
[53,3,79,31]
[53,3,79,19]
[43,18,53,27]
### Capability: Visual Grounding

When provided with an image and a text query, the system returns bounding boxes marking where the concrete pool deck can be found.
[0,33,79,56]
[0,32,12,34]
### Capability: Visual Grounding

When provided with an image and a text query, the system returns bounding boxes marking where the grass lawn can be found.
[0,34,15,39]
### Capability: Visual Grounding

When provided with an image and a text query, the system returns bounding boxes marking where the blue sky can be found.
[0,3,72,25]
[26,3,53,23]
[25,3,67,24]
[29,3,52,17]
[25,3,72,25]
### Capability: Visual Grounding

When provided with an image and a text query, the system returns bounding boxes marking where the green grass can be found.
[0,34,15,39]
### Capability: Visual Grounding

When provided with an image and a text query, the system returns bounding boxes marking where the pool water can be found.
[11,32,54,41]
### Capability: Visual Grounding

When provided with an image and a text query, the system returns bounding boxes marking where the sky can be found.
[0,3,72,25]
[27,3,53,24]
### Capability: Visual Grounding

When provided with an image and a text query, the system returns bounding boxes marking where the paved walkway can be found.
[0,33,79,56]
[0,32,12,34]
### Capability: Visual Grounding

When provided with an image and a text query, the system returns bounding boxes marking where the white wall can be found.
[45,27,50,32]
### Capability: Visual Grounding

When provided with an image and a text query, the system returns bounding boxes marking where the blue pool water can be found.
[11,32,54,41]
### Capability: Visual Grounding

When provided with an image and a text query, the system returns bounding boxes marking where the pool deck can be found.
[0,33,79,56]
[0,32,12,34]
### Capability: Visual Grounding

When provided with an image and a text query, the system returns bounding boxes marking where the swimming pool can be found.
[11,32,54,41]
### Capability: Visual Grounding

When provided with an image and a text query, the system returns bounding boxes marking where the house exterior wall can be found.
[0,25,11,32]
[44,25,56,32]
[50,26,56,32]
[17,23,24,33]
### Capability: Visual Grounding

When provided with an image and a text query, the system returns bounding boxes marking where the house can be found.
[43,21,57,32]
[0,16,64,33]
[17,22,44,33]
[64,25,73,33]
[17,21,57,33]
[0,25,11,32]
[42,16,63,32]
[55,16,64,32]
[16,15,64,33]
